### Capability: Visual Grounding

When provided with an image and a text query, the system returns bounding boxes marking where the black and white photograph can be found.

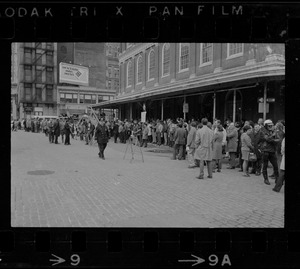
[11,42,285,228]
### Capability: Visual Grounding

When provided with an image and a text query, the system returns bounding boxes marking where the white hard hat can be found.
[264,119,273,125]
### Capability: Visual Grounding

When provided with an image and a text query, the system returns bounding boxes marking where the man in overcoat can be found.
[186,121,197,168]
[173,122,187,160]
[226,122,238,169]
[194,118,214,179]
[95,118,109,159]
[64,119,71,145]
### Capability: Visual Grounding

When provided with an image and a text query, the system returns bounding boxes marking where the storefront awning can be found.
[91,57,285,109]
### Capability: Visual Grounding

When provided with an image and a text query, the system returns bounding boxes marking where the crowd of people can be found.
[12,115,285,193]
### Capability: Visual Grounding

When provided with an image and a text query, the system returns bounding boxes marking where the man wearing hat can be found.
[94,118,109,159]
[258,119,280,185]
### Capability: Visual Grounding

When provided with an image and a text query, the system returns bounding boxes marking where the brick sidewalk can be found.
[11,131,284,228]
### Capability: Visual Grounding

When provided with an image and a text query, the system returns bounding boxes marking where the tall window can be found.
[92,95,96,104]
[46,89,52,102]
[227,43,243,58]
[35,67,42,83]
[200,43,213,65]
[36,87,42,101]
[25,85,31,101]
[24,65,32,82]
[46,67,53,83]
[35,52,42,65]
[24,48,31,64]
[127,60,133,87]
[80,94,84,104]
[46,52,53,65]
[148,50,155,80]
[162,43,170,76]
[108,80,112,89]
[84,94,91,104]
[179,43,190,71]
[137,55,143,84]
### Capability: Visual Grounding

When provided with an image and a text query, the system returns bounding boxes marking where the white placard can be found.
[59,62,89,86]
[141,112,146,123]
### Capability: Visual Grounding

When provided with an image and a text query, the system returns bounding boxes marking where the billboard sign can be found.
[59,62,89,86]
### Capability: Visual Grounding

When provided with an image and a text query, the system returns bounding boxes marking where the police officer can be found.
[94,118,109,160]
[258,119,280,185]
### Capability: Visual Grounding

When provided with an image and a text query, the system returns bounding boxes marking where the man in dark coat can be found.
[53,119,61,144]
[173,122,187,160]
[95,118,109,159]
[257,119,280,185]
[64,119,71,145]
[112,120,119,143]
[48,120,54,143]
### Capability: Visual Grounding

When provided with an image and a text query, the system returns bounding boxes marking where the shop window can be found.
[60,93,65,103]
[179,43,190,71]
[98,96,103,103]
[65,93,72,103]
[200,43,213,66]
[80,94,84,104]
[92,95,96,104]
[85,94,92,104]
[137,56,143,84]
[227,43,244,59]
[73,94,78,103]
[162,43,170,76]
[148,50,155,80]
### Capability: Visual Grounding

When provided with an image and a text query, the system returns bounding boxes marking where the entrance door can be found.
[202,93,214,122]
[225,90,242,123]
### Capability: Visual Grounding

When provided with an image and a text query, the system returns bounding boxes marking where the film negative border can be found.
[0,229,300,267]
[0,3,299,41]
[1,1,300,268]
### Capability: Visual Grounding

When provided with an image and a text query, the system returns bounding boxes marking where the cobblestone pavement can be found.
[11,131,284,228]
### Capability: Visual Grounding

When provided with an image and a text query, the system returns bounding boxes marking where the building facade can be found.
[11,43,19,120]
[56,43,119,119]
[92,43,285,124]
[13,42,58,120]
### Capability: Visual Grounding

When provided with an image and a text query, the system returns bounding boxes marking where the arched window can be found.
[179,43,190,71]
[148,50,155,80]
[136,55,143,84]
[162,43,170,76]
[127,60,133,87]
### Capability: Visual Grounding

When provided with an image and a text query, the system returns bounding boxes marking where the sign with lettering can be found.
[183,103,189,113]
[59,62,89,86]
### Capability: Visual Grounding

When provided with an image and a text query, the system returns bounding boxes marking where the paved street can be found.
[11,131,284,228]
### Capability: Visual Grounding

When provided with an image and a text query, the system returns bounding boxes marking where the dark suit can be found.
[53,121,61,144]
[95,124,109,159]
[173,127,187,160]
[64,122,71,145]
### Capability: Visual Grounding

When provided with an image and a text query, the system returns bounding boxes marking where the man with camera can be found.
[258,119,280,185]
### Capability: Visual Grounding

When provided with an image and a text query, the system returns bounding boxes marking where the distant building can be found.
[91,43,285,123]
[56,43,119,119]
[14,42,57,120]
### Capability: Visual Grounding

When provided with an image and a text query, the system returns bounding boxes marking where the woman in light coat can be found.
[212,125,224,172]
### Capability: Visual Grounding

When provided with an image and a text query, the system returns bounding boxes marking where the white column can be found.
[213,92,216,120]
[233,90,236,123]
[161,100,164,121]
[129,103,132,120]
[183,95,186,120]
[263,82,267,121]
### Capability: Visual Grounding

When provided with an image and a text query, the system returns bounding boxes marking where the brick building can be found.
[91,43,285,124]
[56,43,119,118]
[13,42,57,120]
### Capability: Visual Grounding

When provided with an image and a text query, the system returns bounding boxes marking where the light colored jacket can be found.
[187,126,197,148]
[194,125,214,161]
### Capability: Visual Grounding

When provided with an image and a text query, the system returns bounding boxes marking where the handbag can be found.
[249,152,257,162]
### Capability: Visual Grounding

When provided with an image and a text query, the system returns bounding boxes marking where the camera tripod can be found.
[123,136,144,163]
